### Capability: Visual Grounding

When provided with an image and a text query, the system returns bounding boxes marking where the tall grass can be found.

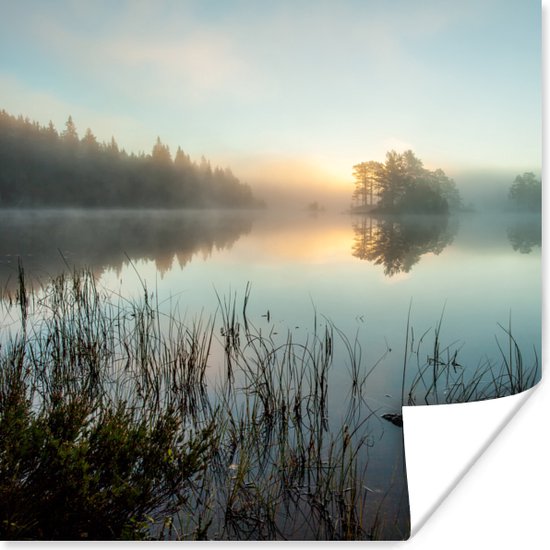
[0,268,216,539]
[1,267,538,540]
[404,312,540,406]
[0,267,408,540]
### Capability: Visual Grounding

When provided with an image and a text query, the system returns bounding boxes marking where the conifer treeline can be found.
[0,110,264,208]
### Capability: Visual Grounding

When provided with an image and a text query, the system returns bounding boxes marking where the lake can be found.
[1,208,540,378]
[0,208,541,539]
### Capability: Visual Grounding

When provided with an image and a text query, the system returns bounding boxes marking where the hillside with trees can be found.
[0,110,264,209]
[351,150,462,215]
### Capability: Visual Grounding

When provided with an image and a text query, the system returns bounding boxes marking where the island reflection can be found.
[351,215,458,276]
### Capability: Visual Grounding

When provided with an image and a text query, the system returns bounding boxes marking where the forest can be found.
[0,110,264,209]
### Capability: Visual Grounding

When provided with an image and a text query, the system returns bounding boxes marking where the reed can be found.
[1,266,538,540]
[405,312,540,406]
[0,266,406,540]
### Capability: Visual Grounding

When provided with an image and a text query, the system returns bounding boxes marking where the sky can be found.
[0,0,541,206]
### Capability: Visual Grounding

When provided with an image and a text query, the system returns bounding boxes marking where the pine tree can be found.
[151,137,171,163]
[62,115,79,144]
[81,128,99,150]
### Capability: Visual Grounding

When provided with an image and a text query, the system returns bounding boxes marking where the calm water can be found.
[0,208,540,538]
[0,208,541,418]
[1,208,540,385]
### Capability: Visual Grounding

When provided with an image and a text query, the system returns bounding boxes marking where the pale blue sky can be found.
[0,0,541,201]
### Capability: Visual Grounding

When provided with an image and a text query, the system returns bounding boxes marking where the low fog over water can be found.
[0,206,540,289]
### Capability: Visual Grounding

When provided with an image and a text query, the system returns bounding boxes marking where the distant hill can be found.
[0,109,264,209]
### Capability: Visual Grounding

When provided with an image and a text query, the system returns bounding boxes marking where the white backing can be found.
[403,386,538,536]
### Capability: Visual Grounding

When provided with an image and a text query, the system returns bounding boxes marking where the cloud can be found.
[24,5,267,106]
[106,31,262,102]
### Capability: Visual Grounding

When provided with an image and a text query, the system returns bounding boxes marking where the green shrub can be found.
[0,376,212,540]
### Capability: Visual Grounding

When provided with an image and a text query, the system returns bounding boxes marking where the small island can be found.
[350,150,462,215]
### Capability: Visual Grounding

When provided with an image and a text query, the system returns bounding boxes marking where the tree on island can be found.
[508,172,541,212]
[351,150,462,214]
[352,161,381,209]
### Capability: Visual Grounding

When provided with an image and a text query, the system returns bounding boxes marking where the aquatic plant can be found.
[404,312,540,406]
[0,266,538,540]
[0,266,408,540]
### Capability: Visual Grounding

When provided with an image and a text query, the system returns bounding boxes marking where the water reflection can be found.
[0,209,253,289]
[507,216,541,254]
[351,215,457,276]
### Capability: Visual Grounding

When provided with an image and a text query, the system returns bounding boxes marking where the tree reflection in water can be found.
[507,217,541,254]
[0,210,253,291]
[351,215,457,276]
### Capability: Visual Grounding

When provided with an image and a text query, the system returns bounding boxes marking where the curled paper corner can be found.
[403,382,542,538]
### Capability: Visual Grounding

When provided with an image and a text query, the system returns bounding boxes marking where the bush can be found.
[0,267,217,539]
[0,360,213,540]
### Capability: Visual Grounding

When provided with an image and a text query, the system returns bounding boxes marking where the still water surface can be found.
[1,208,540,394]
[0,208,540,537]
